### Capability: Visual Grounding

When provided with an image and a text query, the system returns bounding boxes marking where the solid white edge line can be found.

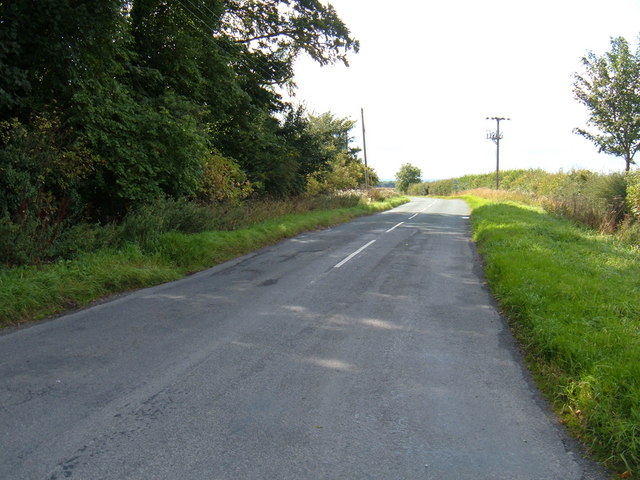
[386,222,404,233]
[334,240,377,269]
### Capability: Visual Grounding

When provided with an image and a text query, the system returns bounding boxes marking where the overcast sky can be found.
[288,0,640,181]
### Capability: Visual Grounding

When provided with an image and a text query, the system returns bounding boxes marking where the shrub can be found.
[198,152,254,203]
[429,169,638,236]
[0,214,46,266]
[617,217,640,246]
[116,197,220,251]
[365,188,397,202]
[406,183,428,195]
[626,171,640,218]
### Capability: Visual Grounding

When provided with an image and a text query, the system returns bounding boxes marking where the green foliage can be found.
[626,171,640,217]
[0,194,407,326]
[198,152,254,203]
[298,111,374,194]
[425,168,640,237]
[0,0,362,228]
[306,153,375,194]
[395,163,422,193]
[75,85,210,215]
[0,116,96,216]
[0,116,99,264]
[221,0,359,67]
[426,169,569,196]
[0,0,127,118]
[467,196,640,473]
[574,36,640,171]
[364,188,399,202]
[406,183,429,195]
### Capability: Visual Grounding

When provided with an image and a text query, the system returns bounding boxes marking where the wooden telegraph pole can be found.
[361,108,370,189]
[486,117,510,189]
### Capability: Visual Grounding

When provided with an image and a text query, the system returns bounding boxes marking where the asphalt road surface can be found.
[1,198,608,480]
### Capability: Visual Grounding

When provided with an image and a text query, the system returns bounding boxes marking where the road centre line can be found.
[386,222,404,233]
[334,240,377,269]
[408,206,429,220]
[334,200,436,269]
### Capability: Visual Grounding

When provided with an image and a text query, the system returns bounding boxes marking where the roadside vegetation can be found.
[0,2,377,267]
[0,190,406,328]
[418,168,640,247]
[465,194,640,475]
[395,163,422,193]
[0,2,403,326]
[423,167,640,474]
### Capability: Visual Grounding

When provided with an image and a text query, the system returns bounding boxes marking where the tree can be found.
[221,0,359,69]
[302,111,377,193]
[573,36,640,172]
[396,163,422,193]
[0,0,361,220]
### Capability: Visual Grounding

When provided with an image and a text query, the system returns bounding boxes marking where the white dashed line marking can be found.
[334,240,377,269]
[386,222,404,233]
[334,200,438,269]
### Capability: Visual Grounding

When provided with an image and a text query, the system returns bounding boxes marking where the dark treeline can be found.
[0,0,372,240]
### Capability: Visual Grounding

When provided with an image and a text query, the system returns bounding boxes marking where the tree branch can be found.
[232,29,298,44]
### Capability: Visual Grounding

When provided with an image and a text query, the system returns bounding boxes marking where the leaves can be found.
[573,36,640,171]
[0,0,363,222]
[396,163,422,193]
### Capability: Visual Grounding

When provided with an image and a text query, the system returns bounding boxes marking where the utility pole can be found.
[361,107,370,189]
[486,116,510,189]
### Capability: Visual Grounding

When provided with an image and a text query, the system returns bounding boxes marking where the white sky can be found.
[288,0,640,181]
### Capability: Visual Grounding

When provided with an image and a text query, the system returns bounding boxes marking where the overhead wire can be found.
[183,0,220,21]
[174,0,291,83]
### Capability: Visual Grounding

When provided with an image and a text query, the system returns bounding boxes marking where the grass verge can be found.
[0,196,407,328]
[464,195,640,475]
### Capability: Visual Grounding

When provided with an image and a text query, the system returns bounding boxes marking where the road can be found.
[0,197,607,480]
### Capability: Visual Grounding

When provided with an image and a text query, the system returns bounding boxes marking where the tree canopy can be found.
[304,112,377,193]
[0,0,363,224]
[395,163,422,193]
[573,36,640,172]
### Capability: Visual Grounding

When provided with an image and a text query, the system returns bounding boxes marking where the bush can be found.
[626,171,640,218]
[0,192,399,267]
[365,188,397,202]
[617,217,640,246]
[198,152,254,203]
[406,183,428,195]
[115,197,221,251]
[427,168,639,237]
[0,215,45,266]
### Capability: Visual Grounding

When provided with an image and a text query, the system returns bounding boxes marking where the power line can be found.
[183,0,220,22]
[174,0,289,83]
[175,0,216,34]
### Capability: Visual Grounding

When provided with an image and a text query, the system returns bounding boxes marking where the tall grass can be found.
[0,191,398,267]
[425,169,569,196]
[425,169,640,249]
[466,195,640,474]
[0,193,406,327]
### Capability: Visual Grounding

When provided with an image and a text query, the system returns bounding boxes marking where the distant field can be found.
[466,195,640,475]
